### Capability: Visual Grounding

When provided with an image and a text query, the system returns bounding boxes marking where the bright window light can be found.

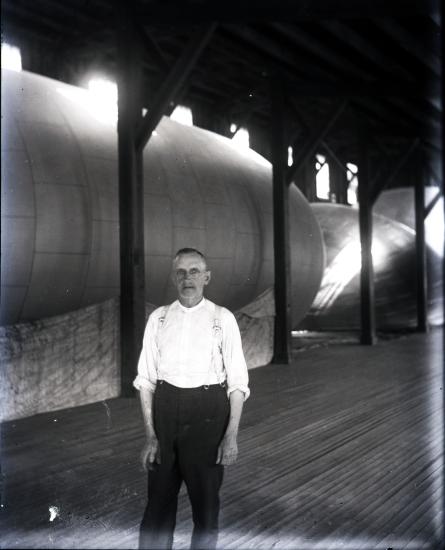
[1,43,22,72]
[231,127,250,150]
[316,154,330,199]
[170,105,193,126]
[88,78,117,101]
[88,78,118,124]
[425,194,444,257]
[312,238,387,312]
[57,77,118,127]
[347,162,358,205]
[288,146,293,167]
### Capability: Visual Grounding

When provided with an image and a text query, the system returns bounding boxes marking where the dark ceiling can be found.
[1,0,442,175]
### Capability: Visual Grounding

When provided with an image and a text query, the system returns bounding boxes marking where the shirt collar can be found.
[177,297,206,313]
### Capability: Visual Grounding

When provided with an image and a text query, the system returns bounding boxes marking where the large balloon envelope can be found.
[374,187,444,259]
[300,203,443,330]
[1,69,325,327]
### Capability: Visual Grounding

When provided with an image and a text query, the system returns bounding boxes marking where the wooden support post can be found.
[414,150,428,332]
[287,99,348,185]
[425,160,441,186]
[249,125,272,162]
[293,149,316,201]
[323,141,350,176]
[115,2,146,396]
[271,79,292,364]
[357,130,376,345]
[305,158,318,202]
[370,139,419,204]
[328,153,348,204]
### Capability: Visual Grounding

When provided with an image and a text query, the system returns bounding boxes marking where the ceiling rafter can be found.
[0,0,441,165]
[376,17,441,77]
[318,19,414,83]
[272,22,377,82]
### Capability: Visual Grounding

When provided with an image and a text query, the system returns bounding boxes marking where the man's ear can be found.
[204,270,211,286]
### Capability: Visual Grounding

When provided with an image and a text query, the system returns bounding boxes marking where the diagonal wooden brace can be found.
[370,138,420,204]
[135,23,217,152]
[424,189,442,218]
[286,99,348,185]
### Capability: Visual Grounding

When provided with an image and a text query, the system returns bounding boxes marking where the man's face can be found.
[172,253,211,306]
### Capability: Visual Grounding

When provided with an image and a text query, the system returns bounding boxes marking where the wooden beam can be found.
[273,23,375,81]
[414,153,428,332]
[287,80,440,99]
[294,152,317,202]
[387,96,441,132]
[323,143,352,204]
[319,19,414,83]
[328,153,349,204]
[351,96,440,150]
[376,18,441,77]
[222,25,339,84]
[136,24,169,72]
[271,78,292,364]
[425,160,441,185]
[287,100,348,186]
[134,1,437,22]
[322,141,350,176]
[286,104,350,187]
[370,139,420,204]
[115,1,146,397]
[357,128,376,345]
[424,189,442,218]
[135,24,216,152]
[315,157,327,175]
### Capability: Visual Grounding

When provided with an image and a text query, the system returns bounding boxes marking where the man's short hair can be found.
[173,248,208,268]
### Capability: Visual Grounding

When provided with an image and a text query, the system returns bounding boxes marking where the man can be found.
[133,247,250,550]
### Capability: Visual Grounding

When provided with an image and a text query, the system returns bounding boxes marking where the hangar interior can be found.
[0,0,444,548]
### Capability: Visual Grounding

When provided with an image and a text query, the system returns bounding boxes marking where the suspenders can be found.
[156,303,225,387]
[209,305,223,387]
[155,305,170,381]
[158,304,170,329]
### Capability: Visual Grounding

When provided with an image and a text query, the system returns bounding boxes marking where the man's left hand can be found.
[216,433,238,465]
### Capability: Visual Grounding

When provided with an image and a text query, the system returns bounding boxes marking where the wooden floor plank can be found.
[0,329,443,549]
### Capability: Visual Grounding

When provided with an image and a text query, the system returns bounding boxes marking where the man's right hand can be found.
[140,435,160,472]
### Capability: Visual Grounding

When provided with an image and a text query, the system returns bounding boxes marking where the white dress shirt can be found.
[134,298,250,399]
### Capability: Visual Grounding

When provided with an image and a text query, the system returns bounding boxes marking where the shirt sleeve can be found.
[221,309,250,401]
[133,311,160,392]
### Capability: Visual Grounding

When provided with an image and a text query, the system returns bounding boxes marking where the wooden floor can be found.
[1,329,443,550]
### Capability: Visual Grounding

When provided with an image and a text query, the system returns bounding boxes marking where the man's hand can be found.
[216,433,238,466]
[140,435,161,472]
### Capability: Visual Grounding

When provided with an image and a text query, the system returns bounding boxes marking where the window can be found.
[1,43,22,72]
[316,154,330,200]
[87,78,118,125]
[230,124,250,149]
[288,146,293,167]
[346,163,358,205]
[170,105,193,126]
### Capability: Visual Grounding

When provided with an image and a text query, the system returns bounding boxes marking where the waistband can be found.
[156,380,226,392]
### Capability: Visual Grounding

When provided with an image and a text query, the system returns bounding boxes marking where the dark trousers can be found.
[139,381,230,550]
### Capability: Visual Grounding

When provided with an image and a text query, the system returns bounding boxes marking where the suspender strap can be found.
[156,304,170,379]
[157,302,225,388]
[206,305,224,387]
[158,304,170,328]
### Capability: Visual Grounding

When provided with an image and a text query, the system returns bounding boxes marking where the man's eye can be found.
[190,269,199,275]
